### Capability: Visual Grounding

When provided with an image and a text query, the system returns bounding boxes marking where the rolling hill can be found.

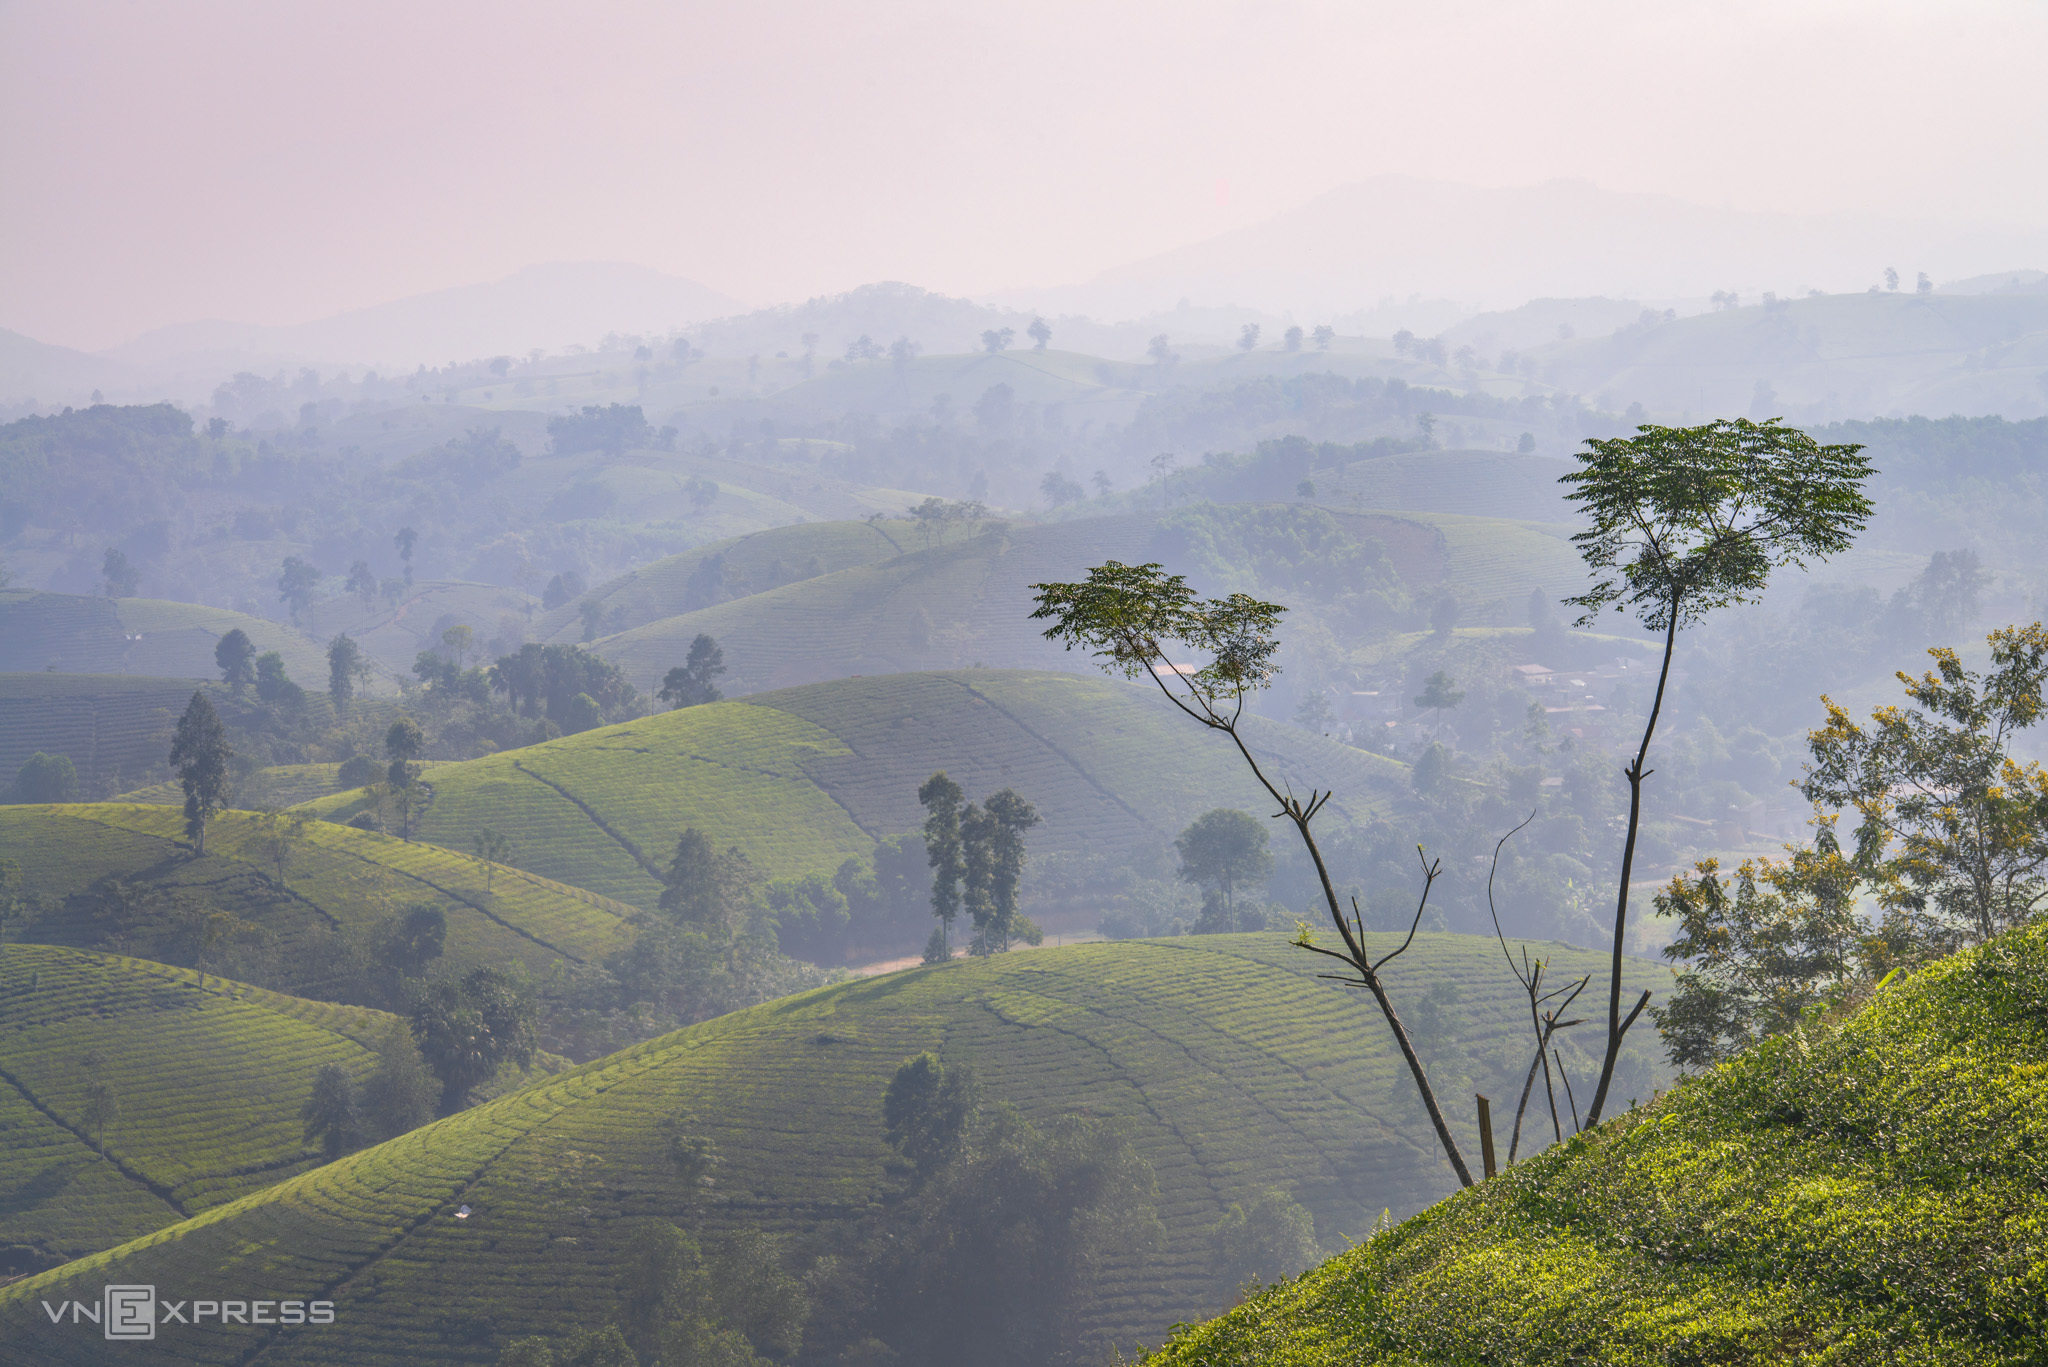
[0,805,638,1000]
[0,932,1674,1363]
[586,507,1590,697]
[0,944,564,1277]
[300,670,1409,911]
[1142,921,2048,1366]
[0,592,333,684]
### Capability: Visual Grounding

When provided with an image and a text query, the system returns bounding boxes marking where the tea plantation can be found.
[0,590,331,682]
[301,669,1408,907]
[1141,922,2048,1366]
[0,804,638,996]
[0,932,1672,1364]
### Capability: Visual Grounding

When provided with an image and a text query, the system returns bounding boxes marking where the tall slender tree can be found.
[1564,417,1872,1126]
[168,691,232,855]
[918,772,965,959]
[328,633,370,718]
[983,788,1040,952]
[214,628,255,694]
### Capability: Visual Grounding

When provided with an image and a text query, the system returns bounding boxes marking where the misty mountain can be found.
[0,328,134,408]
[1013,175,2048,320]
[99,261,744,375]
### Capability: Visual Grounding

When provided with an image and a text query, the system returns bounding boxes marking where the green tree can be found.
[1651,842,1869,1068]
[1413,670,1465,730]
[212,631,254,696]
[79,1050,118,1157]
[917,772,965,958]
[9,751,79,804]
[1238,322,1261,351]
[472,828,512,893]
[1027,316,1052,349]
[254,651,304,707]
[168,691,232,855]
[345,559,377,605]
[250,807,311,887]
[1176,808,1274,933]
[214,628,256,693]
[381,903,448,978]
[409,966,538,1113]
[1208,1187,1321,1294]
[1802,624,2048,952]
[394,526,418,584]
[328,634,371,717]
[685,475,720,513]
[982,788,1040,953]
[658,828,754,933]
[1312,324,1335,350]
[1032,560,1478,1184]
[883,1052,980,1182]
[1283,325,1304,352]
[102,546,140,597]
[361,1019,436,1140]
[277,555,322,623]
[1564,417,1872,1126]
[564,691,604,734]
[980,327,1014,353]
[300,1061,363,1160]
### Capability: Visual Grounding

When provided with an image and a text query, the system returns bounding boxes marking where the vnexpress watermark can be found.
[40,1285,336,1340]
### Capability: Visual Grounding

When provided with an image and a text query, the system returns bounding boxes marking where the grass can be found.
[0,804,638,997]
[1141,922,2048,1366]
[0,589,330,683]
[299,669,1408,907]
[0,944,563,1276]
[0,932,1672,1363]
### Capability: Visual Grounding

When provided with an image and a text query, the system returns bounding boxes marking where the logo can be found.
[39,1286,336,1339]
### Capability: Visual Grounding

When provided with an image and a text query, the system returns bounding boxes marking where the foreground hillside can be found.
[0,590,332,682]
[0,946,433,1271]
[0,805,637,997]
[0,933,1671,1363]
[305,669,1407,907]
[1145,924,2048,1365]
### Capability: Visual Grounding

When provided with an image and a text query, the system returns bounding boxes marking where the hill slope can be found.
[0,933,1672,1363]
[0,805,638,998]
[1143,924,2048,1365]
[0,591,332,683]
[303,669,1408,909]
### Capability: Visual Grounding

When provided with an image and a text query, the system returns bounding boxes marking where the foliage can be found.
[411,966,540,1112]
[1176,807,1274,933]
[918,770,964,948]
[1803,623,2048,949]
[8,750,80,804]
[490,641,641,729]
[214,627,256,692]
[1207,1187,1323,1296]
[1143,922,2048,1367]
[326,632,370,716]
[658,632,727,708]
[300,1061,363,1160]
[167,690,231,854]
[882,1051,980,1182]
[548,403,652,457]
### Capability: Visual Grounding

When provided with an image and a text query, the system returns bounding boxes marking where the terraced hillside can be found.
[298,580,536,674]
[587,508,1586,696]
[113,762,364,810]
[0,675,210,798]
[303,670,1407,909]
[0,944,565,1276]
[531,518,919,646]
[0,933,1674,1364]
[0,805,638,998]
[0,590,332,682]
[1142,922,2048,1366]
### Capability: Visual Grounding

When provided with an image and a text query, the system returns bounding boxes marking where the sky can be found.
[3,0,2047,351]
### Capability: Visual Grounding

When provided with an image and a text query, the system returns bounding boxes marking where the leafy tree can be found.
[1802,624,2048,952]
[1414,670,1465,729]
[1031,560,1480,1184]
[1027,316,1052,350]
[254,651,303,708]
[394,526,417,584]
[102,546,139,597]
[381,903,448,978]
[441,622,474,669]
[79,1050,118,1157]
[489,643,638,727]
[1651,844,1868,1068]
[1312,324,1335,350]
[1429,594,1461,637]
[9,751,79,804]
[918,772,965,957]
[659,634,727,708]
[884,1052,980,1182]
[472,828,512,893]
[1207,1187,1321,1294]
[386,713,424,773]
[345,559,377,605]
[300,1062,363,1161]
[410,966,538,1112]
[543,570,588,610]
[979,327,1015,353]
[1040,471,1085,507]
[327,633,370,717]
[658,828,756,934]
[1885,266,1900,292]
[1175,808,1273,932]
[685,475,719,513]
[890,335,922,372]
[168,691,232,855]
[1564,417,1873,1125]
[250,807,311,887]
[214,628,256,693]
[1148,333,1178,364]
[1238,323,1261,351]
[565,691,604,734]
[977,789,1039,953]
[547,404,651,457]
[972,382,1014,433]
[361,1019,436,1140]
[277,555,322,623]
[845,334,885,362]
[1283,325,1304,352]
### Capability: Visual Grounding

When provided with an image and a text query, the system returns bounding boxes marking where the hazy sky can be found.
[4,0,2046,350]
